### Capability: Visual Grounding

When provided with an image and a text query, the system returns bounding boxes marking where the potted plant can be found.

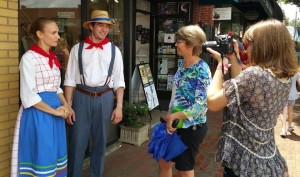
[119,102,150,146]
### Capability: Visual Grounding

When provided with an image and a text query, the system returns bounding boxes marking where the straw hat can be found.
[83,10,115,29]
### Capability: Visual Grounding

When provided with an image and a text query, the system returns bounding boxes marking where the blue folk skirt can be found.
[18,92,67,176]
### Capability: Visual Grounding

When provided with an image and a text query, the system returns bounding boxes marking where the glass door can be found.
[152,1,191,100]
[19,0,82,70]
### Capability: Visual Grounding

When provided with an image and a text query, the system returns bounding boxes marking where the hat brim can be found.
[83,20,116,29]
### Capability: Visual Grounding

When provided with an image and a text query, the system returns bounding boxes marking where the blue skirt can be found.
[18,92,67,176]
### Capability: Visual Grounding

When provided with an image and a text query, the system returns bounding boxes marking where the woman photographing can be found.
[207,19,298,176]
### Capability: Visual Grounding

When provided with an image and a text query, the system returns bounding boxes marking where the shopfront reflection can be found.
[20,0,124,69]
[89,0,124,54]
[20,0,81,70]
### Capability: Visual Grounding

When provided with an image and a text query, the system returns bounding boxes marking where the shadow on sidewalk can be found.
[82,110,224,177]
[285,115,300,141]
[82,99,300,177]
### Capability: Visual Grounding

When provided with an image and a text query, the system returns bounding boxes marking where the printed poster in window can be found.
[144,84,159,110]
[167,57,176,74]
[157,3,165,15]
[164,33,175,43]
[212,7,232,21]
[158,18,178,33]
[178,2,190,15]
[164,2,178,15]
[138,65,149,85]
[167,75,174,91]
[177,18,186,29]
[157,75,167,90]
[144,64,153,83]
[158,57,168,74]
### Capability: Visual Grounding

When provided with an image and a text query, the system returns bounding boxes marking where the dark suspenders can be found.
[78,41,116,86]
[78,41,85,85]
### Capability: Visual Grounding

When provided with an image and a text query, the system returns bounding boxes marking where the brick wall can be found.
[192,1,214,26]
[192,0,200,24]
[199,5,215,26]
[0,0,19,176]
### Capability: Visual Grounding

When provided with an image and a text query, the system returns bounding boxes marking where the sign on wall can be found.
[57,12,75,18]
[212,7,232,20]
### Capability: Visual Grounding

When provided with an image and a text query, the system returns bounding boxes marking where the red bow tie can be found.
[30,45,62,69]
[83,36,110,50]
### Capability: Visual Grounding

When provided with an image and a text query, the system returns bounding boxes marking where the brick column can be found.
[199,5,215,26]
[0,0,19,176]
[192,0,200,24]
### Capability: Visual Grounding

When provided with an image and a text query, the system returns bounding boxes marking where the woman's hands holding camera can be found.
[206,39,239,63]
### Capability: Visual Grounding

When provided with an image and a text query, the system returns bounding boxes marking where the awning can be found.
[235,0,273,20]
[199,0,283,21]
[240,0,273,17]
[199,0,238,6]
[271,0,283,21]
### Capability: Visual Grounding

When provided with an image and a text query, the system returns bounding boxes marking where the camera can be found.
[202,35,234,54]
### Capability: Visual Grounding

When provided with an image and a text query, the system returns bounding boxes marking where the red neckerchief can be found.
[30,45,62,69]
[83,36,110,50]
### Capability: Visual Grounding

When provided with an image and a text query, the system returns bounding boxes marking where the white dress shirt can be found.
[19,50,63,108]
[64,42,125,91]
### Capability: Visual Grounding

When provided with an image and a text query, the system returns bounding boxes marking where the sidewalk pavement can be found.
[83,100,300,177]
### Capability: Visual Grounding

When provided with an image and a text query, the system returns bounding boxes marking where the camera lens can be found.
[203,41,218,48]
[202,41,218,52]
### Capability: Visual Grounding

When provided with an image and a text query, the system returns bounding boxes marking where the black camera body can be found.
[202,35,234,54]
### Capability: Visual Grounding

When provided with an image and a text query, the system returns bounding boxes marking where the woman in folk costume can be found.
[11,17,69,177]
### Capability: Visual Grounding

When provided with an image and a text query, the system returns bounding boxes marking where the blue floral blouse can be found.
[169,59,211,128]
[217,66,290,177]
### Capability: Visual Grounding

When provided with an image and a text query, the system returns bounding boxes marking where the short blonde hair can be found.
[175,25,206,56]
[243,19,298,78]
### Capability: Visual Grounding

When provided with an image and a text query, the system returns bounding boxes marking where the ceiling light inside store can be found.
[115,0,119,3]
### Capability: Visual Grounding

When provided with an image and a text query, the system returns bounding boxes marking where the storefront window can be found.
[232,13,244,37]
[214,12,244,37]
[214,21,231,35]
[20,0,82,69]
[88,0,124,54]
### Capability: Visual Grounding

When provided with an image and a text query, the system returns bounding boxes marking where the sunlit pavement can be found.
[82,100,300,177]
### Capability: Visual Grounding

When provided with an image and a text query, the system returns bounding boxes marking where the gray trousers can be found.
[67,85,114,177]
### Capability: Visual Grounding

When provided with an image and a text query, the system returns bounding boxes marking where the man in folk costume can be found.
[64,10,125,177]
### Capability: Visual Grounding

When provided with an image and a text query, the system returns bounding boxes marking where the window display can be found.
[153,1,192,94]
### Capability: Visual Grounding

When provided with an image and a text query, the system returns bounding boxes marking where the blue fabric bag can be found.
[148,123,187,162]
